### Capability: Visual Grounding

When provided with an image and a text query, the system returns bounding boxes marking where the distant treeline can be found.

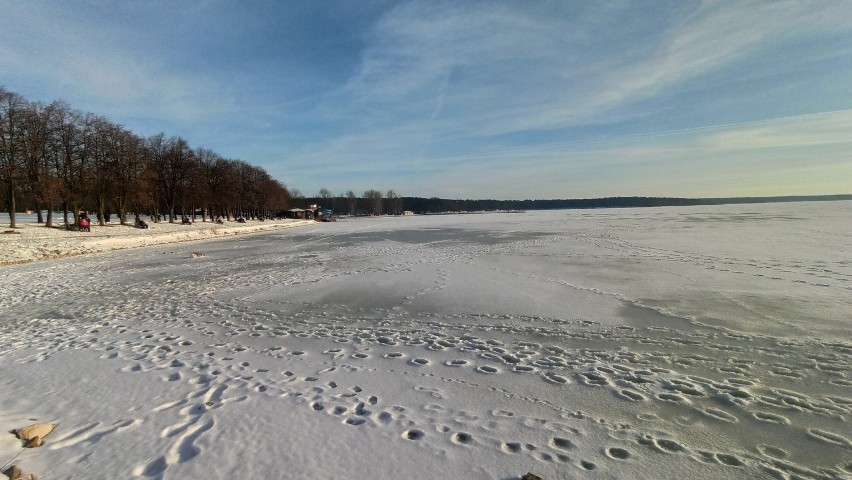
[395,194,852,214]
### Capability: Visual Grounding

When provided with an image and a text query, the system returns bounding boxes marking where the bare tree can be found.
[262,177,290,216]
[230,159,253,219]
[240,163,267,219]
[317,187,335,212]
[363,189,383,215]
[346,190,357,215]
[149,134,192,222]
[89,116,124,225]
[194,147,219,221]
[0,87,26,228]
[20,100,57,225]
[180,151,205,221]
[133,158,159,222]
[68,112,100,225]
[213,158,237,220]
[111,128,146,225]
[46,101,84,228]
[385,189,403,215]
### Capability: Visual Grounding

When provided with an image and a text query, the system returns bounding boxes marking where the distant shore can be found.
[398,194,852,214]
[1,218,314,266]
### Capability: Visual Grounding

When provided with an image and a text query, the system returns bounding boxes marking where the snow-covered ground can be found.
[0,216,314,265]
[1,202,850,479]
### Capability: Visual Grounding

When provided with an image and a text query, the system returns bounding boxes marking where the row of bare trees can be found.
[305,188,404,216]
[0,87,292,229]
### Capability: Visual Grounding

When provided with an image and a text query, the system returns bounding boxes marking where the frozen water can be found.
[0,201,849,479]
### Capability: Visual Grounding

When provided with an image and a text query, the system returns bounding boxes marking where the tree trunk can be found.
[70,201,81,230]
[7,189,17,228]
[116,196,128,225]
[97,195,106,226]
[62,201,69,229]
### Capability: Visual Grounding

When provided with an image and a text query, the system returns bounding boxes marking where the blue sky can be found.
[2,0,851,199]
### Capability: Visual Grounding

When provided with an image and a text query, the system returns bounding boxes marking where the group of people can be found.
[74,213,152,230]
[76,214,151,230]
[73,214,251,230]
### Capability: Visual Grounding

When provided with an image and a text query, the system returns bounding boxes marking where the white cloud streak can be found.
[321,1,852,137]
[3,0,850,198]
[289,1,852,196]
[0,2,235,126]
[293,109,852,199]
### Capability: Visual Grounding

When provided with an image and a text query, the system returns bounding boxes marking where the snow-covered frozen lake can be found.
[1,202,850,479]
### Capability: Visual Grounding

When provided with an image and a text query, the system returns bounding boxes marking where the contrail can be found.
[421,108,852,163]
[628,109,852,139]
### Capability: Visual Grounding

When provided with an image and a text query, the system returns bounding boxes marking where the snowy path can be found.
[1,203,850,479]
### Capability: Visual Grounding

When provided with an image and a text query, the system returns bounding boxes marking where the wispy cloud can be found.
[698,110,852,151]
[292,109,852,199]
[3,0,850,198]
[351,1,849,131]
[0,2,237,128]
[288,1,852,196]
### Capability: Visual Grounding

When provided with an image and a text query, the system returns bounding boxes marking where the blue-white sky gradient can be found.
[3,0,851,199]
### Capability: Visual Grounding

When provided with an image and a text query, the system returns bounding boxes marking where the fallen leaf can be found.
[3,465,21,479]
[14,423,58,441]
[24,436,43,448]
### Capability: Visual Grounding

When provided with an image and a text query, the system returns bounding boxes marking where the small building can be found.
[285,208,314,220]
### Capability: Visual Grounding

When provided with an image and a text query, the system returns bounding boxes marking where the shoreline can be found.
[0,218,315,266]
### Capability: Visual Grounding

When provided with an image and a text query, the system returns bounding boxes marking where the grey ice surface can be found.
[1,202,850,479]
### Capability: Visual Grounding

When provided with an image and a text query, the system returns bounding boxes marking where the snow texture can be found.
[1,202,850,479]
[0,217,314,265]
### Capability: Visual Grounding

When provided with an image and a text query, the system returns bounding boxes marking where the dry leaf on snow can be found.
[3,465,38,480]
[13,423,58,441]
[3,465,22,479]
